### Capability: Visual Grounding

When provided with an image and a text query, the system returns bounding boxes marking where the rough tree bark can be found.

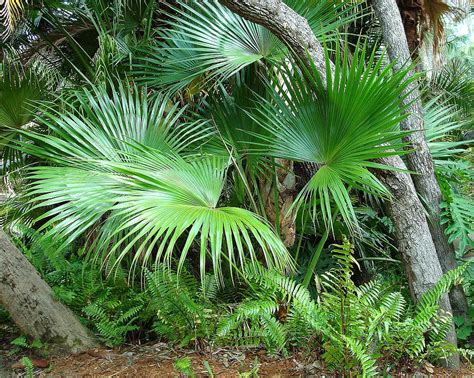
[261,159,297,247]
[219,0,331,78]
[372,0,468,323]
[0,231,97,354]
[219,0,459,367]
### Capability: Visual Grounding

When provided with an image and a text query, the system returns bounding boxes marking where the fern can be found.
[20,357,34,378]
[343,336,378,377]
[441,192,474,256]
[145,264,218,348]
[218,238,469,374]
[83,291,144,347]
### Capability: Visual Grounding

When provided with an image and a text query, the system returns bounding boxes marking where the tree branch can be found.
[219,0,331,79]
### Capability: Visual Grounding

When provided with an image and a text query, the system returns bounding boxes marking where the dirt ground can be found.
[2,323,473,377]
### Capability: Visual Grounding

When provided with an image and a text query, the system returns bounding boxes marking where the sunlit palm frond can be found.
[285,0,362,41]
[0,0,24,40]
[133,0,359,94]
[21,82,211,164]
[249,44,413,229]
[21,83,291,281]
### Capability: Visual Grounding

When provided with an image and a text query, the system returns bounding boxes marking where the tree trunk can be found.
[260,159,297,247]
[395,0,422,54]
[372,0,468,325]
[219,0,459,367]
[0,231,97,354]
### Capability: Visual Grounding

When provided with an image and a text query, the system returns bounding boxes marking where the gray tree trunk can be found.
[372,0,468,323]
[219,0,459,368]
[0,231,97,354]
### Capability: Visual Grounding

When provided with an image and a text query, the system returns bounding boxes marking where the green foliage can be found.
[10,336,44,356]
[428,59,474,120]
[0,54,58,170]
[12,228,150,347]
[83,292,144,347]
[424,96,473,256]
[19,82,292,281]
[145,264,218,348]
[1,1,472,373]
[174,357,195,377]
[20,356,34,378]
[134,1,284,94]
[440,189,474,256]
[133,0,357,94]
[218,239,469,376]
[250,43,412,229]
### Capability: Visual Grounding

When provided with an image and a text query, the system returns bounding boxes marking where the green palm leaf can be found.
[285,0,361,40]
[21,83,291,281]
[424,98,471,161]
[133,0,357,94]
[134,1,284,93]
[0,57,54,170]
[248,44,414,229]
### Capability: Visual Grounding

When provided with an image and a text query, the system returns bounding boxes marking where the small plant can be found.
[175,357,195,377]
[203,360,214,377]
[20,356,34,378]
[83,291,144,347]
[10,336,44,355]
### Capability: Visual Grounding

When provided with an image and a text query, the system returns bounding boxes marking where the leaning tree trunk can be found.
[372,0,469,325]
[219,0,459,368]
[0,231,97,354]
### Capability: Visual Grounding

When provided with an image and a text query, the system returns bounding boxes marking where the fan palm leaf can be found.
[134,0,283,94]
[424,98,471,162]
[248,44,414,229]
[0,56,55,171]
[133,0,358,94]
[20,83,291,281]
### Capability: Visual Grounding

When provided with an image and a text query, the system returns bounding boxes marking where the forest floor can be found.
[2,323,474,377]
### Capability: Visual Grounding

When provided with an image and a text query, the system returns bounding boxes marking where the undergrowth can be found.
[6,227,472,375]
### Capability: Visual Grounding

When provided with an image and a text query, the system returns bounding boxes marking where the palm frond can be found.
[429,59,474,118]
[20,82,292,281]
[285,0,363,41]
[133,0,284,94]
[424,98,470,161]
[133,0,359,94]
[0,55,57,171]
[0,0,24,40]
[249,43,413,229]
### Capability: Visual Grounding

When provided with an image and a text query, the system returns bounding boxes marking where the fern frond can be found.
[441,193,474,255]
[343,336,378,377]
[415,264,467,321]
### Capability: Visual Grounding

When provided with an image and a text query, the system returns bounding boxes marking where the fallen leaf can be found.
[11,358,50,369]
